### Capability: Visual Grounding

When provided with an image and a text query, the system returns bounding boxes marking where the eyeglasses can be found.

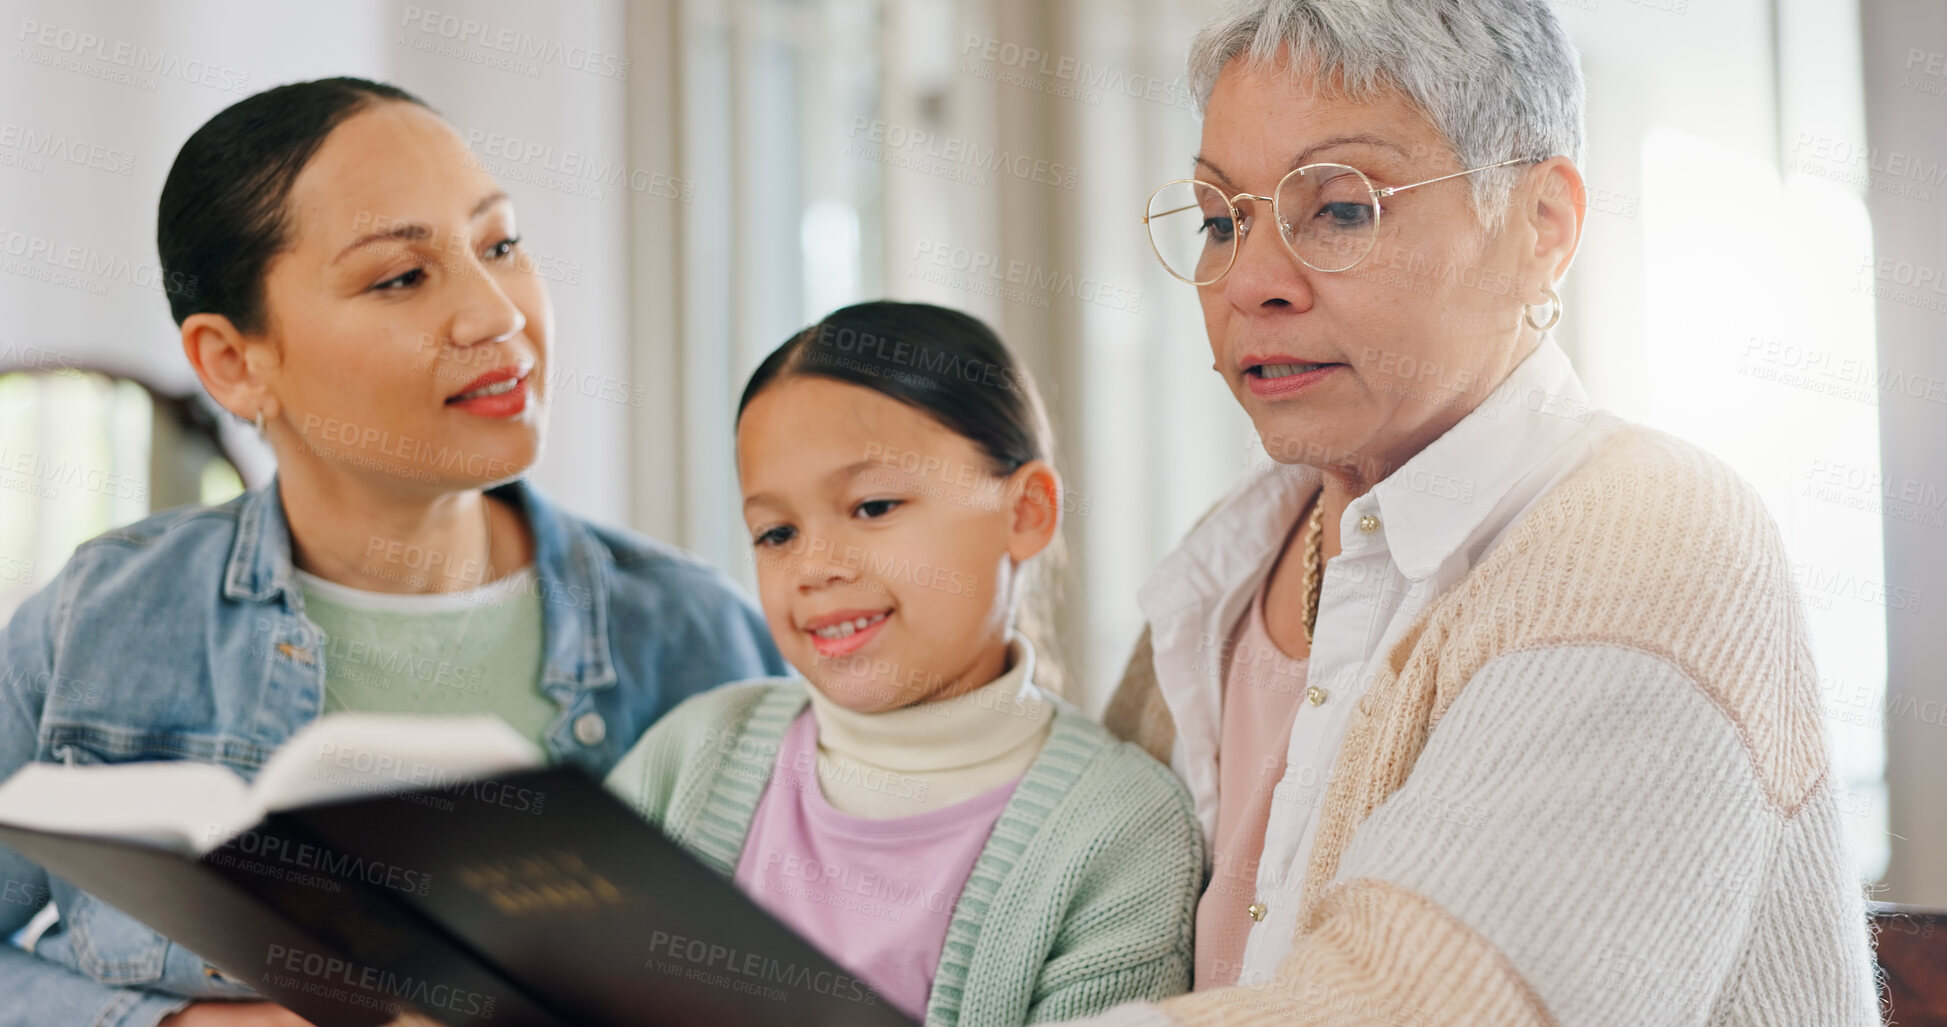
[1142,157,1534,283]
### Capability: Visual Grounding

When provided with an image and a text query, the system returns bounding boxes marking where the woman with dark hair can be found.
[0,78,785,1026]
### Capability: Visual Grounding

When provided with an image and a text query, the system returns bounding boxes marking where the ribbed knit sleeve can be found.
[601,680,797,875]
[931,716,1204,1027]
[1023,743,1202,1023]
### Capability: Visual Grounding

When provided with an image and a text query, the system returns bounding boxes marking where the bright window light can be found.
[1643,127,1888,879]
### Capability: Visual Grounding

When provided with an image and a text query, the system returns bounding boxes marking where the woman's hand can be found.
[157,1001,441,1026]
[158,1002,319,1026]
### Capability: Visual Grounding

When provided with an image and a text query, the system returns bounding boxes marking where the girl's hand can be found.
[158,1002,319,1026]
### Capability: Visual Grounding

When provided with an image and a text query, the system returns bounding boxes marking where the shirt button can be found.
[573,712,607,746]
[1247,902,1268,922]
[1357,514,1381,534]
[1307,686,1328,706]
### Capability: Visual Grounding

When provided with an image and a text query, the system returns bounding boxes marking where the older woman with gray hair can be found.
[1076,0,1881,1024]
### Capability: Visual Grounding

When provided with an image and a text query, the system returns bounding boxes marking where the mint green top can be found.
[603,680,1205,1027]
[298,566,554,748]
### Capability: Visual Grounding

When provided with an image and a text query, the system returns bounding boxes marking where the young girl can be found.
[606,301,1203,1025]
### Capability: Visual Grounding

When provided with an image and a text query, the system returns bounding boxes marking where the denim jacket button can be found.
[572,711,606,746]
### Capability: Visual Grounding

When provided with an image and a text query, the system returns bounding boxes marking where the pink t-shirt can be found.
[732,708,1020,1020]
[1193,573,1310,989]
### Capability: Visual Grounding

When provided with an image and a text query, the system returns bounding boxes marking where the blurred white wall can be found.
[1860,0,1947,909]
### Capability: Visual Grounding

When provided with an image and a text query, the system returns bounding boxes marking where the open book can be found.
[0,714,912,1027]
[0,714,542,854]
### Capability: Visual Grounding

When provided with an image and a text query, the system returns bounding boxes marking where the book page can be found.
[0,761,256,854]
[0,714,543,853]
[251,712,543,814]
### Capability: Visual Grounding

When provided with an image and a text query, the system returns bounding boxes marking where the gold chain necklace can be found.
[1299,488,1326,647]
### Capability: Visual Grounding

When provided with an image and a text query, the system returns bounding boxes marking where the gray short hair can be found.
[1187,0,1586,231]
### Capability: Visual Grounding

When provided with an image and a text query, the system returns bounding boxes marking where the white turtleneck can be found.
[801,637,1055,819]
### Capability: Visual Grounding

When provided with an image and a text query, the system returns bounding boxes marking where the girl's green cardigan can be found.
[603,680,1205,1027]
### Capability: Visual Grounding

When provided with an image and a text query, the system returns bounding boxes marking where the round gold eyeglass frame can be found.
[1141,157,1535,285]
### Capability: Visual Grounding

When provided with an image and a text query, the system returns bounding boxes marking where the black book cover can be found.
[0,766,915,1027]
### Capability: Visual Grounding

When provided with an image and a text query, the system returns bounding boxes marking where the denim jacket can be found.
[0,477,786,1026]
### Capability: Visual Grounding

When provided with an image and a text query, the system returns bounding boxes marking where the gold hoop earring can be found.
[1524,286,1562,332]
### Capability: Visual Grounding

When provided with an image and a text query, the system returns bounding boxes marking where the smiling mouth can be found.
[447,377,522,403]
[811,610,890,641]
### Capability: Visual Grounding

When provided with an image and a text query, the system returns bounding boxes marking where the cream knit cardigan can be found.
[1105,424,1882,1026]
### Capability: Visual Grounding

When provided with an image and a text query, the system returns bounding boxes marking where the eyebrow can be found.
[1194,135,1411,188]
[741,458,884,512]
[330,191,511,265]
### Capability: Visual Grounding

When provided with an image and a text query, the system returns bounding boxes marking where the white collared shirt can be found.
[1136,337,1623,985]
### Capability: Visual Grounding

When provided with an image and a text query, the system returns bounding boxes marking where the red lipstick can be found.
[446,362,533,418]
